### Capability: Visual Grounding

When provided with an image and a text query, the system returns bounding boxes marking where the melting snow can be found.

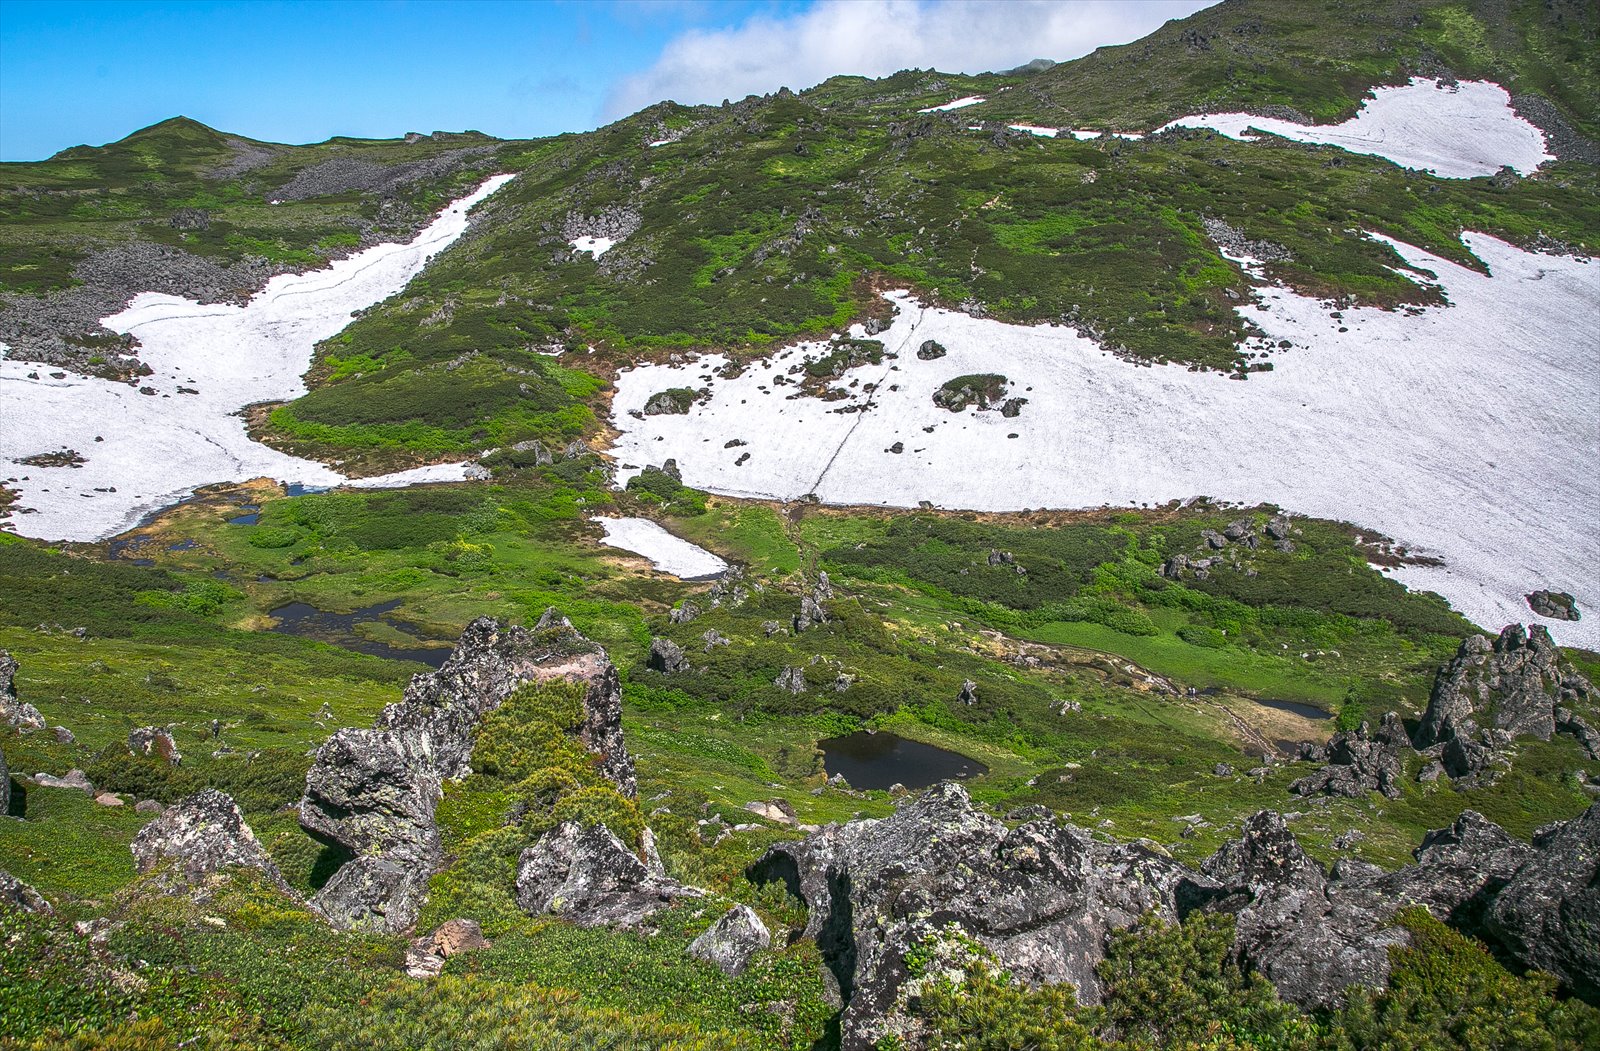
[0,174,516,543]
[607,234,1600,648]
[920,96,985,113]
[1008,124,1059,138]
[593,516,728,579]
[570,236,616,257]
[1159,78,1552,178]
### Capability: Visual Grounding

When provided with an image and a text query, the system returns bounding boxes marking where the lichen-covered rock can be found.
[1414,625,1597,781]
[514,820,701,928]
[774,666,807,694]
[301,613,637,931]
[130,789,290,892]
[1526,589,1581,621]
[1485,802,1600,1001]
[0,651,45,732]
[0,869,52,914]
[647,637,689,674]
[751,782,1203,1048]
[128,726,182,765]
[688,904,770,976]
[1289,712,1409,799]
[33,769,92,792]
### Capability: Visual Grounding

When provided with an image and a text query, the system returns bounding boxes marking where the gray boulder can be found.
[33,769,93,792]
[128,726,182,765]
[647,637,689,674]
[1485,802,1600,1001]
[0,870,52,914]
[774,666,807,694]
[751,782,1203,1048]
[1,651,45,732]
[1526,590,1580,621]
[130,789,290,892]
[688,904,771,976]
[1414,625,1597,781]
[515,820,701,928]
[300,613,637,931]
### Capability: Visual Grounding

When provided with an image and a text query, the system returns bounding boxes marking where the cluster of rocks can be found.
[753,782,1600,1048]
[1294,625,1598,798]
[271,146,498,203]
[1526,589,1581,622]
[1202,216,1291,264]
[1161,515,1295,580]
[1,650,44,733]
[297,610,637,932]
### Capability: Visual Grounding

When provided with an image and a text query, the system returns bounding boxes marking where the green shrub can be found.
[1177,624,1227,648]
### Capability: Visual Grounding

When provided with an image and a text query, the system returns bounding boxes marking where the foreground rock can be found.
[130,789,290,892]
[300,613,637,932]
[515,820,700,927]
[405,917,492,979]
[1,651,45,732]
[753,783,1600,1047]
[688,904,771,976]
[128,726,182,765]
[1414,625,1597,782]
[752,783,1201,1047]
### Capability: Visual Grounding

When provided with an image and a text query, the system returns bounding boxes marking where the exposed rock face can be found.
[647,637,689,674]
[1486,803,1600,1001]
[774,666,807,694]
[130,789,290,892]
[751,783,1202,1047]
[300,613,637,932]
[1414,625,1597,782]
[1527,589,1581,621]
[33,769,93,792]
[128,727,182,766]
[755,783,1600,1042]
[515,820,701,928]
[915,339,947,360]
[1,651,45,732]
[0,870,53,914]
[406,918,491,978]
[1289,712,1409,799]
[689,904,771,976]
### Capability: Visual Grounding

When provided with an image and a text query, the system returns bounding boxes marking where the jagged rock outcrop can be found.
[1,651,45,732]
[1289,712,1409,799]
[774,666,807,694]
[755,783,1600,1044]
[1486,803,1600,1001]
[128,726,182,765]
[33,769,92,792]
[751,783,1203,1047]
[1414,625,1597,782]
[647,637,689,674]
[1526,589,1581,621]
[0,870,53,914]
[300,613,637,932]
[515,820,701,928]
[688,904,771,976]
[130,789,290,892]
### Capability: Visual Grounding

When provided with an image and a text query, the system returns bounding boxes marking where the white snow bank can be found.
[345,462,479,489]
[571,236,616,257]
[1159,78,1552,178]
[607,236,1600,648]
[921,95,985,113]
[593,516,728,579]
[0,174,517,542]
[1008,124,1059,138]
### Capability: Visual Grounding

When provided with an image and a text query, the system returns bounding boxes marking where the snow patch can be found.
[1160,78,1552,178]
[345,462,480,489]
[570,236,616,257]
[606,235,1600,648]
[1008,124,1059,138]
[593,517,728,579]
[0,174,517,543]
[920,95,985,113]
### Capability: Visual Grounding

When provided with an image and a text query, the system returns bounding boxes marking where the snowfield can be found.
[0,174,516,543]
[1159,78,1552,178]
[607,234,1600,649]
[570,236,616,257]
[920,95,985,113]
[593,517,728,579]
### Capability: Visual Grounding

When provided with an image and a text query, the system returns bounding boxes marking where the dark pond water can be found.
[166,538,197,551]
[819,731,987,791]
[284,483,329,498]
[226,507,261,525]
[267,599,453,667]
[1255,698,1332,721]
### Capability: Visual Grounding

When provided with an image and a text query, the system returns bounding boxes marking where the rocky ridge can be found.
[298,610,636,932]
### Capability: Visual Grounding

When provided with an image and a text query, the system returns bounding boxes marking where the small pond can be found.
[226,507,261,525]
[1255,698,1332,721]
[819,731,987,791]
[267,599,453,668]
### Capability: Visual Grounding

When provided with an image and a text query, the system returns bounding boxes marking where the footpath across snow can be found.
[608,234,1600,648]
[1,174,515,542]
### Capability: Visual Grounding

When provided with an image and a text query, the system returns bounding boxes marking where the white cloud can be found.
[605,0,1216,118]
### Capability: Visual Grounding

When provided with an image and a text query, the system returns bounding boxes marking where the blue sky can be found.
[0,0,1211,161]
